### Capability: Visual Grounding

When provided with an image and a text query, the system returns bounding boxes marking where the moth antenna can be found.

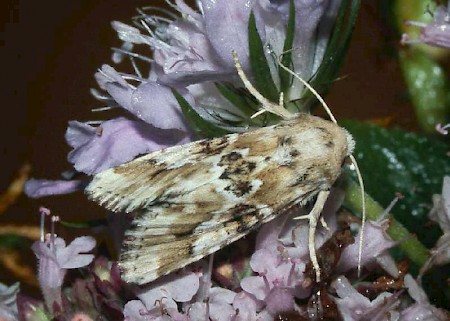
[232,50,295,120]
[277,55,337,124]
[349,154,366,277]
[278,53,367,277]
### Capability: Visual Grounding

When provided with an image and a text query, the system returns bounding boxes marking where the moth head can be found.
[344,130,355,156]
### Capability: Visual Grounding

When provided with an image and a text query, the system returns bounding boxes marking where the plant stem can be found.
[342,178,429,267]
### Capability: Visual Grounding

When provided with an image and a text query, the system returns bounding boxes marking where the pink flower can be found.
[337,219,396,274]
[400,275,449,321]
[31,211,96,313]
[333,276,400,321]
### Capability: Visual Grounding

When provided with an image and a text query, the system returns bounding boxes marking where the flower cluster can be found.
[25,0,341,197]
[7,184,450,320]
[8,1,449,320]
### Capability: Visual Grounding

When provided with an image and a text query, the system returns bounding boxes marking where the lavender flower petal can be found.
[154,19,229,84]
[32,235,96,312]
[264,287,294,315]
[24,179,86,198]
[137,272,200,310]
[400,274,449,321]
[202,0,253,70]
[66,117,191,175]
[96,65,193,132]
[232,292,259,321]
[55,236,96,269]
[337,220,396,273]
[405,5,450,49]
[122,300,149,321]
[129,82,193,131]
[333,276,400,321]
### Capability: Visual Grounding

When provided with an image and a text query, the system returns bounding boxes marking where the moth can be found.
[86,52,362,285]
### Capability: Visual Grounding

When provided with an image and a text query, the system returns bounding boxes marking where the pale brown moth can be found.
[86,51,364,285]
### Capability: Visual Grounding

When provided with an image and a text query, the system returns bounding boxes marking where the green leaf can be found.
[304,0,361,109]
[173,89,230,139]
[248,12,279,102]
[278,0,296,93]
[342,120,449,248]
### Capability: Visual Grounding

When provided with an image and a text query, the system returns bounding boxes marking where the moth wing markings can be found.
[86,124,286,212]
[120,200,291,284]
[119,166,325,285]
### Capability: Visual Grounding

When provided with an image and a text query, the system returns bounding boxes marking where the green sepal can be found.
[248,11,279,102]
[278,0,296,93]
[173,89,230,138]
[60,218,107,229]
[303,0,361,109]
[342,119,449,248]
[215,82,258,120]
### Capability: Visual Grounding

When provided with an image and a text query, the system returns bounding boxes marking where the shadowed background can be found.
[0,1,417,293]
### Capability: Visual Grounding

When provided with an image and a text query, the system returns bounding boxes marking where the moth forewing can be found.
[86,113,353,285]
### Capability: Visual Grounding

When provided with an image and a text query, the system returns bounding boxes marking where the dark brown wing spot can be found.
[198,136,229,155]
[224,180,253,197]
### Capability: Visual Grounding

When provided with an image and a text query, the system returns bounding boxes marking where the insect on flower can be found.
[86,51,365,285]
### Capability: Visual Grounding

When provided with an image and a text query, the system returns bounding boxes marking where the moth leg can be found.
[320,216,330,231]
[297,190,330,283]
[309,190,330,282]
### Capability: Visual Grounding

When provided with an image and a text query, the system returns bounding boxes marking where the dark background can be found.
[0,1,417,292]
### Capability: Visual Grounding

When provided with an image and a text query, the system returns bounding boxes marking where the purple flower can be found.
[400,274,450,321]
[188,288,236,321]
[31,211,96,312]
[420,176,450,275]
[66,117,192,175]
[402,4,450,49]
[109,0,341,128]
[122,271,200,321]
[25,179,86,199]
[336,219,396,274]
[436,123,450,135]
[27,1,343,198]
[333,276,400,321]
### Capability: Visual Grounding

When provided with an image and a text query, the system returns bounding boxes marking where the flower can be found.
[401,4,450,49]
[123,271,200,321]
[66,116,192,175]
[400,274,450,321]
[31,209,96,313]
[420,176,450,275]
[25,0,343,198]
[25,179,87,199]
[333,276,400,321]
[336,219,396,274]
